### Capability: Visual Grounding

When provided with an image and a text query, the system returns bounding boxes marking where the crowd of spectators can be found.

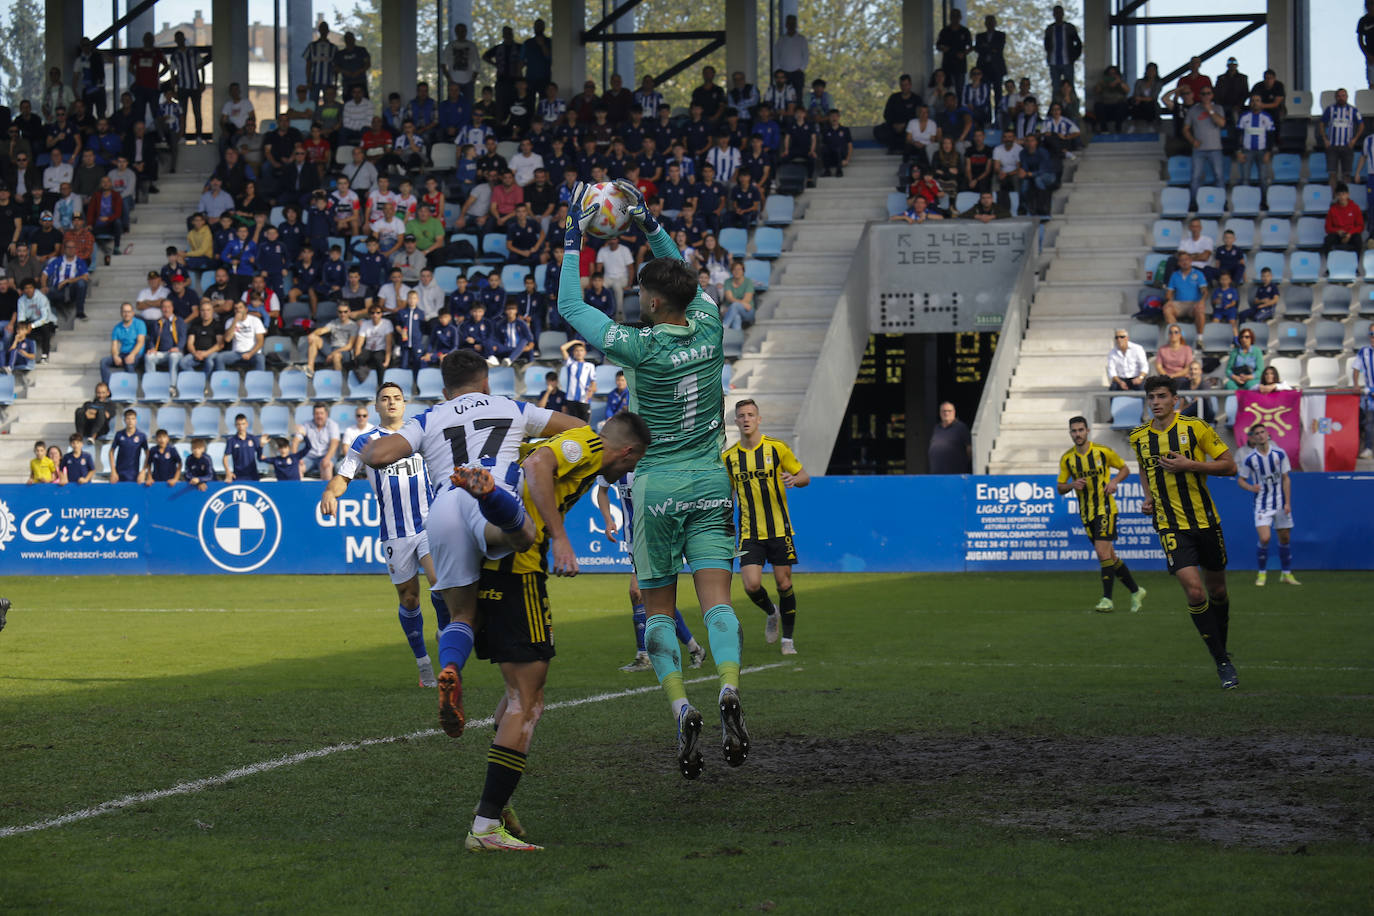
[8,16,856,480]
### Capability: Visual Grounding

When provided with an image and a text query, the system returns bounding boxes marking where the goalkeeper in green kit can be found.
[560,180,749,780]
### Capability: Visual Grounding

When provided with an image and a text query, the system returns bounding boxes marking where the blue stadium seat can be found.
[293,403,315,427]
[1151,220,1182,251]
[346,235,368,259]
[622,292,641,322]
[383,368,414,396]
[1266,185,1297,216]
[330,403,355,429]
[488,366,515,397]
[448,232,479,263]
[1328,251,1359,282]
[108,372,139,402]
[1300,185,1331,215]
[1110,396,1141,429]
[723,327,744,358]
[1289,251,1320,283]
[207,370,240,403]
[1311,319,1346,353]
[1306,154,1328,183]
[886,191,909,217]
[1224,395,1238,427]
[501,264,530,289]
[721,363,732,391]
[259,404,290,438]
[433,265,462,291]
[1253,251,1286,280]
[346,372,377,402]
[479,234,508,262]
[1258,218,1290,249]
[1295,217,1325,249]
[594,363,619,395]
[154,405,187,438]
[277,369,309,402]
[521,365,546,396]
[1230,185,1261,217]
[141,371,171,403]
[269,206,285,225]
[1321,286,1352,315]
[1364,251,1374,282]
[1196,185,1225,217]
[417,367,444,400]
[1273,320,1308,353]
[466,264,490,280]
[1223,218,1255,249]
[241,370,276,403]
[954,191,978,213]
[719,228,749,259]
[1201,322,1235,352]
[311,369,344,401]
[1160,187,1189,219]
[744,258,771,290]
[204,439,226,468]
[1272,153,1302,184]
[199,270,217,292]
[534,262,549,289]
[1282,286,1313,318]
[173,370,206,402]
[262,336,295,366]
[1166,155,1191,186]
[752,227,783,259]
[1143,253,1168,279]
[764,194,794,225]
[589,400,607,427]
[538,330,567,354]
[189,405,222,438]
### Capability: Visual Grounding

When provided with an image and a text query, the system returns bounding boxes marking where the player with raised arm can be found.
[362,350,584,738]
[560,178,749,780]
[1056,415,1145,613]
[321,381,446,686]
[722,400,810,654]
[1130,375,1240,689]
[594,472,708,673]
[1237,423,1300,587]
[465,412,652,852]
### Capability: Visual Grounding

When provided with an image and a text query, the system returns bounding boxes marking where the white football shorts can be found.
[382,530,430,585]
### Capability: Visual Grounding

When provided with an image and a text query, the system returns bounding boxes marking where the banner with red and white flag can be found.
[1299,393,1361,471]
[1235,390,1302,459]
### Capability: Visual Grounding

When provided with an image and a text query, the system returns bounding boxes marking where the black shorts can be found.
[738,536,798,569]
[1158,527,1228,575]
[475,570,555,664]
[1083,510,1117,542]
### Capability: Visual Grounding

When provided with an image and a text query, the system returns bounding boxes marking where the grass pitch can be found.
[0,571,1370,913]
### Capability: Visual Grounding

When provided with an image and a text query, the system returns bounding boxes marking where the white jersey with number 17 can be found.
[400,392,553,494]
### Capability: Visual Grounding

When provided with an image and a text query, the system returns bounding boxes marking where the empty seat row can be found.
[1161,185,1332,219]
[1166,153,1348,188]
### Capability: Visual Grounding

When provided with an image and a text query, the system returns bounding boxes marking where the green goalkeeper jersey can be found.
[558,226,726,472]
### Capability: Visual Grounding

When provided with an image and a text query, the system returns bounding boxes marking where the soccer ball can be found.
[580,181,636,240]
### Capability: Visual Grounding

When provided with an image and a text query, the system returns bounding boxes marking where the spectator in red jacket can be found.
[1324,182,1364,254]
[85,176,124,263]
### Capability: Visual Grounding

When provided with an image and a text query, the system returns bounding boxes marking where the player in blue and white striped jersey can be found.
[362,350,583,738]
[1237,423,1300,586]
[321,381,446,687]
[594,470,707,673]
[304,22,338,102]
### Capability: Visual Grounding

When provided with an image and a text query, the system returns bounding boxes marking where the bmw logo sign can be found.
[197,485,283,572]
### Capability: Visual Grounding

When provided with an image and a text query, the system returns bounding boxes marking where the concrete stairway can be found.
[724,147,892,445]
[988,141,1164,473]
[0,143,220,479]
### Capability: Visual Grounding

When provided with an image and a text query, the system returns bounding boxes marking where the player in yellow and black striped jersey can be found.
[456,412,650,852]
[1056,416,1144,613]
[1129,375,1240,690]
[722,400,810,655]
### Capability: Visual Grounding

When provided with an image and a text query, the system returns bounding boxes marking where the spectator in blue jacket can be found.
[393,290,428,369]
[109,408,148,483]
[255,224,289,294]
[457,301,496,363]
[515,273,546,340]
[221,224,257,276]
[223,413,263,482]
[61,433,96,484]
[141,428,181,486]
[479,270,507,313]
[265,436,312,480]
[605,370,629,420]
[424,309,459,364]
[41,240,90,320]
[492,301,534,366]
[184,437,215,490]
[1016,134,1056,216]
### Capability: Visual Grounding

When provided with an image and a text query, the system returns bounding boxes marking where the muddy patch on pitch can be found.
[746,733,1374,846]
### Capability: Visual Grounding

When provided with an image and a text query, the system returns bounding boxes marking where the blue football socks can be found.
[672,608,694,645]
[438,621,475,671]
[472,485,526,532]
[632,603,648,652]
[397,604,427,659]
[1279,543,1292,573]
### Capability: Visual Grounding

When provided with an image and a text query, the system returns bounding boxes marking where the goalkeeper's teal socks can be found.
[646,615,688,717]
[703,604,742,692]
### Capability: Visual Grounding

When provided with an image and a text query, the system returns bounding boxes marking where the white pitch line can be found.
[0,662,789,839]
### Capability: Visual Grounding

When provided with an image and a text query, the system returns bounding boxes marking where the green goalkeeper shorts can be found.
[630,467,736,589]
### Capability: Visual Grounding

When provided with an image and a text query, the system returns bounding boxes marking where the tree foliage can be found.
[0,0,46,109]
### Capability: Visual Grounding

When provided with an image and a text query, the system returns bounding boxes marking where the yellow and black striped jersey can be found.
[1129,413,1229,531]
[1057,442,1126,521]
[487,426,604,575]
[721,435,803,541]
